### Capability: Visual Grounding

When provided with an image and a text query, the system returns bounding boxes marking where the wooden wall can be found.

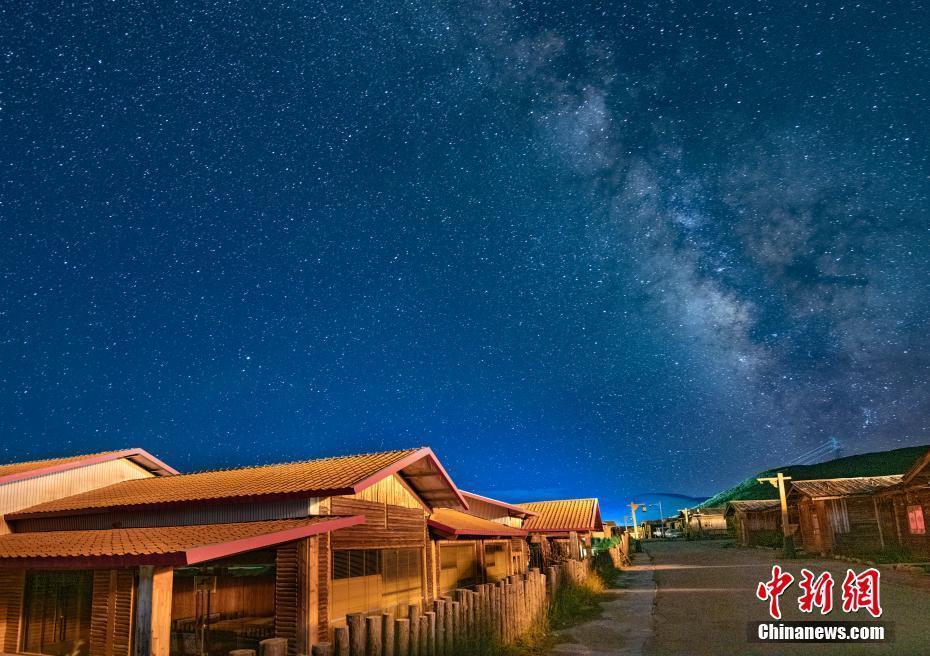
[90,569,135,656]
[888,488,930,558]
[0,570,25,653]
[330,499,427,549]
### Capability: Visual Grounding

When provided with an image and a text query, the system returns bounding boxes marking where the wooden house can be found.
[426,493,531,597]
[788,475,902,556]
[875,449,930,558]
[724,500,781,547]
[518,498,603,566]
[0,447,468,656]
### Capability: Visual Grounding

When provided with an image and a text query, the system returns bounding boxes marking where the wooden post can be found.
[334,626,350,656]
[432,600,444,656]
[394,618,409,656]
[312,644,333,656]
[407,606,420,656]
[382,612,395,656]
[259,638,288,656]
[229,651,255,656]
[418,615,428,656]
[424,611,437,656]
[366,615,383,656]
[347,614,366,656]
[443,599,453,654]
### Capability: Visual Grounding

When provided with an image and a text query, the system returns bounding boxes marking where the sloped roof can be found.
[0,515,363,567]
[0,448,177,485]
[725,499,780,516]
[460,491,537,518]
[520,498,604,533]
[428,508,528,539]
[789,475,903,499]
[9,447,466,519]
[902,447,930,484]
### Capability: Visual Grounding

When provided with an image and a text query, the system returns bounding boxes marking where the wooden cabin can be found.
[0,447,467,656]
[518,498,603,567]
[725,500,781,547]
[875,449,930,558]
[789,476,902,556]
[427,504,528,597]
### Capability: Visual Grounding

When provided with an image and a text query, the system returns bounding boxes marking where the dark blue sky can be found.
[2,1,929,521]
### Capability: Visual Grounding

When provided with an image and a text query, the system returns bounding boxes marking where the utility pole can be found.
[758,472,795,556]
[629,502,645,539]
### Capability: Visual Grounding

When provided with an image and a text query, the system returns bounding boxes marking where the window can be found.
[22,571,93,656]
[908,505,926,535]
[439,543,477,594]
[483,543,508,583]
[331,548,423,625]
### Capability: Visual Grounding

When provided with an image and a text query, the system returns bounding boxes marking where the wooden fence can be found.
[237,559,600,656]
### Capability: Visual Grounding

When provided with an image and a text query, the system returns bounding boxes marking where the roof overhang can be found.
[353,447,469,512]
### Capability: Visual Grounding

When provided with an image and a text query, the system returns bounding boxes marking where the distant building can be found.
[725,500,781,547]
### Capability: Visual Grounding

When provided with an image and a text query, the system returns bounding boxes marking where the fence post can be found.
[424,611,436,656]
[259,639,288,656]
[394,618,409,656]
[418,615,428,656]
[408,605,420,656]
[347,614,366,656]
[366,615,383,656]
[432,600,444,656]
[312,644,333,656]
[442,598,453,655]
[334,626,350,656]
[382,612,395,656]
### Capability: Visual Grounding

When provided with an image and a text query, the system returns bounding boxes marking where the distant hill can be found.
[699,444,930,509]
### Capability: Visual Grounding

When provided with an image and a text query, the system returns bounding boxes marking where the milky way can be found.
[2,1,928,519]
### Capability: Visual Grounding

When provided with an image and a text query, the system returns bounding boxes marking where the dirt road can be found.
[644,540,930,655]
[550,540,930,655]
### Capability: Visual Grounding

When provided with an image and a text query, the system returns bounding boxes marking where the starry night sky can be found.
[2,1,929,521]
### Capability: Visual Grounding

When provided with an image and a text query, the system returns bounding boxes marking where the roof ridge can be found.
[131,446,425,480]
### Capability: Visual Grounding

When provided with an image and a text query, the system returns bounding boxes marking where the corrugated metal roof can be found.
[0,515,363,566]
[0,449,177,484]
[520,498,603,533]
[789,475,903,498]
[428,508,527,538]
[9,447,466,518]
[460,491,537,518]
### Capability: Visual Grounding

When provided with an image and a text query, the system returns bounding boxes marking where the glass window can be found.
[483,543,508,583]
[170,551,277,656]
[22,570,92,656]
[331,548,423,625]
[908,505,926,535]
[439,543,477,594]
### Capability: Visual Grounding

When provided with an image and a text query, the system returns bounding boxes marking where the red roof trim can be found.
[184,515,364,564]
[427,518,527,539]
[352,447,469,511]
[0,449,178,486]
[461,491,538,517]
[525,527,599,534]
